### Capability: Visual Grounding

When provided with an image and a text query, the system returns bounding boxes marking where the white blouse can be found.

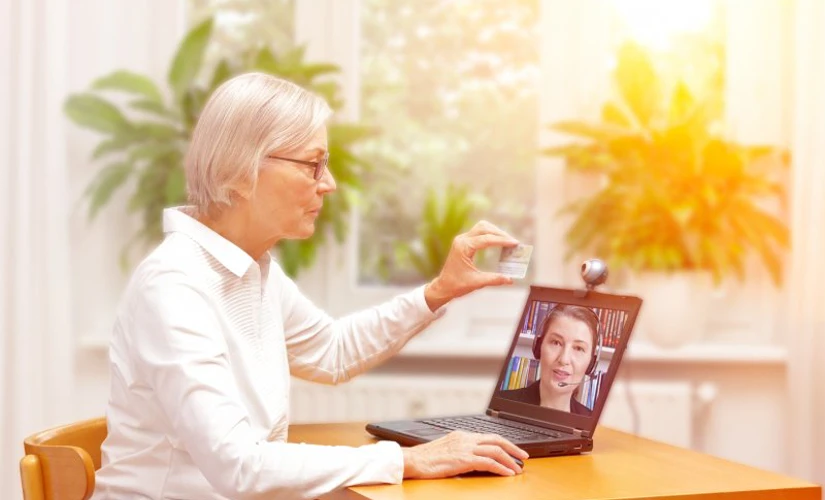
[93,207,443,500]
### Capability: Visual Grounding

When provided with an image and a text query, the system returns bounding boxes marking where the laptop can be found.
[366,285,642,457]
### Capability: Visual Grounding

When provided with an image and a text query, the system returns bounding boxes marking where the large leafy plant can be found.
[65,18,372,276]
[543,43,789,285]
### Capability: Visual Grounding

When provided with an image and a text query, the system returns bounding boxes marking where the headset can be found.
[531,304,603,381]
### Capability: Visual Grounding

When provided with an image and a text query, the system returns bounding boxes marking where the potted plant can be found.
[543,43,789,346]
[64,18,373,277]
[391,183,488,283]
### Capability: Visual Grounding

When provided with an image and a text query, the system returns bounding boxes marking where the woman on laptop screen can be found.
[505,304,597,416]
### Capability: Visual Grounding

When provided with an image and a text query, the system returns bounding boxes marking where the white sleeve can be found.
[275,265,445,383]
[130,272,405,500]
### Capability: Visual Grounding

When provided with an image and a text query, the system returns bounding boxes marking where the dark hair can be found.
[533,304,599,360]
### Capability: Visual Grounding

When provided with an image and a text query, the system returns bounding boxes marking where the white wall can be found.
[65,0,187,423]
[1,1,185,497]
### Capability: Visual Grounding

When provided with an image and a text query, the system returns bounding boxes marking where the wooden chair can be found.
[20,417,107,500]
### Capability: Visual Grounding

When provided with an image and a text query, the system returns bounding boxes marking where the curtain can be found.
[1,1,186,497]
[0,0,74,497]
[788,0,825,488]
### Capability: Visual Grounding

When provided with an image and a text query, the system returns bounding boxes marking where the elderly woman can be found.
[92,73,528,499]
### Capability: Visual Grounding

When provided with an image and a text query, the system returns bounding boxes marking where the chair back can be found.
[20,417,107,500]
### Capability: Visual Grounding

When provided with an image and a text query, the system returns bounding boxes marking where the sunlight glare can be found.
[612,0,715,50]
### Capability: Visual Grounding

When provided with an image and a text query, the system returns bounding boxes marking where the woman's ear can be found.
[227,180,255,203]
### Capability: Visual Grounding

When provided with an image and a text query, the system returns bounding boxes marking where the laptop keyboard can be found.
[419,415,562,441]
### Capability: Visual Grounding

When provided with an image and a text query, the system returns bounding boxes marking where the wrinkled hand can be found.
[424,220,519,311]
[402,430,529,478]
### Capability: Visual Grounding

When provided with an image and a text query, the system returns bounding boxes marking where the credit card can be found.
[497,244,533,279]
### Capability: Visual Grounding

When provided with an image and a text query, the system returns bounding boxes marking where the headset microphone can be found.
[557,381,582,387]
[557,372,596,388]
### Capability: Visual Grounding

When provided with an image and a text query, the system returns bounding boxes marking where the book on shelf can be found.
[500,356,541,390]
[520,301,554,336]
[595,308,628,349]
[578,370,605,410]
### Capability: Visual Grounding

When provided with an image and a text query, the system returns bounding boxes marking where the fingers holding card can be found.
[497,244,533,279]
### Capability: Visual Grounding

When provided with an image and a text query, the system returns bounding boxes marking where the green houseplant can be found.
[392,183,488,282]
[543,43,789,346]
[65,18,372,276]
[544,42,789,286]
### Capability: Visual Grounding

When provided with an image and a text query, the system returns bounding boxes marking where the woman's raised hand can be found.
[423,220,519,311]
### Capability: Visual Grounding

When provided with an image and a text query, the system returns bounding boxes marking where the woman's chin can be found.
[290,222,316,240]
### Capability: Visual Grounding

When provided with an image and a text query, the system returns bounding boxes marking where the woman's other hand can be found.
[424,220,519,311]
[402,430,529,478]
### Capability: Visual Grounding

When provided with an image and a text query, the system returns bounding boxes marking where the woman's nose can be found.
[318,167,337,193]
[557,346,573,364]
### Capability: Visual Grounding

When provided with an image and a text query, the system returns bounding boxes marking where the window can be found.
[356,0,540,286]
[189,0,295,63]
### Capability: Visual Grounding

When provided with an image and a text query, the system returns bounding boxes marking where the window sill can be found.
[623,342,787,365]
[394,337,788,366]
[78,336,787,366]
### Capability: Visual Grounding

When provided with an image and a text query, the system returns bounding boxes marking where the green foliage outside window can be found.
[357,0,540,284]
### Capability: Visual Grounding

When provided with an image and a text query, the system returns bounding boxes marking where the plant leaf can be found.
[65,93,130,134]
[209,59,233,91]
[549,121,633,142]
[300,63,340,80]
[329,123,376,145]
[92,135,135,160]
[133,122,183,141]
[181,88,208,132]
[168,18,213,104]
[613,42,660,127]
[127,143,179,164]
[601,102,632,127]
[667,80,695,126]
[252,47,280,74]
[540,144,590,157]
[92,70,163,103]
[282,45,308,68]
[86,163,133,219]
[165,166,186,204]
[277,239,317,277]
[130,99,178,120]
[311,81,342,109]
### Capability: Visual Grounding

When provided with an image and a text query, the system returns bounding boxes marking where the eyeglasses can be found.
[267,151,329,181]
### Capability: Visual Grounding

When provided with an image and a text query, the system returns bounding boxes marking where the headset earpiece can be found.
[586,327,603,376]
[532,316,548,359]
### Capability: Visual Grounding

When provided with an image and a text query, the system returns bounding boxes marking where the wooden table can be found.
[288,422,821,500]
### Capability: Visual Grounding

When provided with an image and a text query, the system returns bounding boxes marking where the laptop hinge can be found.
[487,409,591,438]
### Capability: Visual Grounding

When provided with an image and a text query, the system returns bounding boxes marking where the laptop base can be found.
[366,415,593,457]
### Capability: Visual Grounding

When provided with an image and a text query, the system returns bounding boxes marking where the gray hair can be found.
[184,72,332,214]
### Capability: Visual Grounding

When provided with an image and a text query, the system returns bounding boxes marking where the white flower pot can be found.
[626,271,713,348]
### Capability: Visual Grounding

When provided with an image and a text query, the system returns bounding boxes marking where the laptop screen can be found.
[490,286,641,435]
